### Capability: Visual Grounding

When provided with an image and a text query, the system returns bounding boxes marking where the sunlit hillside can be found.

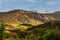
[0,9,60,26]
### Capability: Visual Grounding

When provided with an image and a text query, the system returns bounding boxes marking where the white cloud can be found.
[13,0,20,2]
[0,0,4,4]
[45,0,60,6]
[0,0,5,8]
[26,0,36,2]
[0,0,8,4]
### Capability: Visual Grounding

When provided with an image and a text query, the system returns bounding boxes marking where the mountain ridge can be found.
[0,9,60,25]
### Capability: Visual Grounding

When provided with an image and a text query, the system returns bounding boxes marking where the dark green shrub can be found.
[0,22,7,40]
[43,30,60,40]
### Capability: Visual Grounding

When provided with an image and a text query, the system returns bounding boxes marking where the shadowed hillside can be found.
[27,20,60,31]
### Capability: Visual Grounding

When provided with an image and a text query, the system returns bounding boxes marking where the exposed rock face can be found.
[0,9,60,25]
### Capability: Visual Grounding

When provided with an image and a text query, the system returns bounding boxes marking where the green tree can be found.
[0,22,7,40]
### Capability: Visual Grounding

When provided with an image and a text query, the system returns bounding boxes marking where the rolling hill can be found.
[0,9,60,26]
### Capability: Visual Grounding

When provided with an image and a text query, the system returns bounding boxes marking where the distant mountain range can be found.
[0,9,60,25]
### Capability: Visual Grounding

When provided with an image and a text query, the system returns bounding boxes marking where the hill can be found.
[0,9,60,26]
[27,20,60,31]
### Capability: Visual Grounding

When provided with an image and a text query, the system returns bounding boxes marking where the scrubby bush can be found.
[0,22,7,40]
[43,30,60,40]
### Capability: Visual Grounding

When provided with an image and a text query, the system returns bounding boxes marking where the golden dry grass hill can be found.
[0,9,60,26]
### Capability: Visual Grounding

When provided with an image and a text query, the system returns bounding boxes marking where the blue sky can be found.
[0,0,60,12]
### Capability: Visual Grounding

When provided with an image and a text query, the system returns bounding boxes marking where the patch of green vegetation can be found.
[0,22,8,40]
[0,20,60,40]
